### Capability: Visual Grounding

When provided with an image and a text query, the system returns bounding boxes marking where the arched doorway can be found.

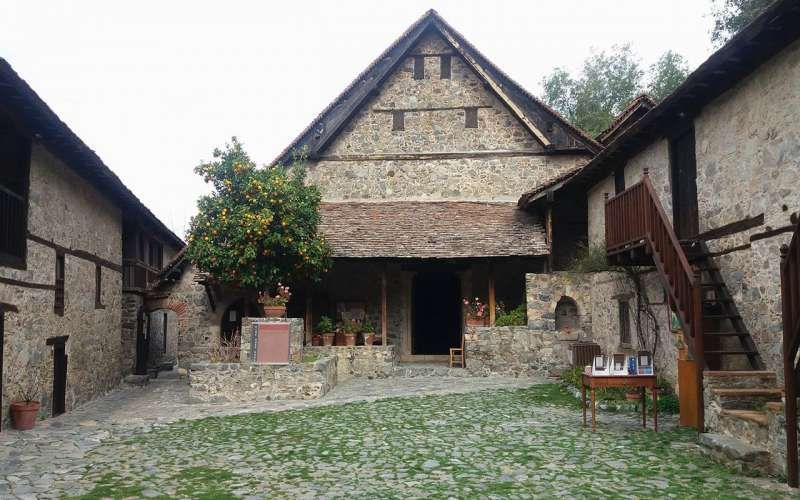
[555,296,579,333]
[220,299,260,341]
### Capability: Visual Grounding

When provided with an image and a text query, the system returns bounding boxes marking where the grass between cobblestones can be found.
[71,384,792,499]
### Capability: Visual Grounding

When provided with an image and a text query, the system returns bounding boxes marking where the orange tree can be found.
[186,138,331,294]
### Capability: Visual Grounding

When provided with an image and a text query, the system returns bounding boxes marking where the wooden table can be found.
[581,373,659,432]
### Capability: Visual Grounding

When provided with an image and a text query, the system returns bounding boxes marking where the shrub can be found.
[494,303,527,327]
[565,244,615,274]
[315,316,334,333]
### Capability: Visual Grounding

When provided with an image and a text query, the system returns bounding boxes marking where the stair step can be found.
[704,314,741,320]
[698,433,770,470]
[712,388,782,397]
[720,409,768,426]
[705,370,776,378]
[704,331,748,337]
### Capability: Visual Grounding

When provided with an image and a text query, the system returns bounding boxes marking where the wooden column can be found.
[545,192,554,272]
[305,295,313,345]
[381,265,388,346]
[488,264,496,326]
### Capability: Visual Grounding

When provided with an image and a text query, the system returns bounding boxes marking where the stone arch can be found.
[555,296,579,333]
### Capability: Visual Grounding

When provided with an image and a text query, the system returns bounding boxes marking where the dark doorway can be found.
[135,307,148,375]
[670,127,699,238]
[412,272,461,355]
[221,299,260,341]
[46,335,68,417]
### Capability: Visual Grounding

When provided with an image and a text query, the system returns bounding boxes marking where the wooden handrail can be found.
[781,224,800,488]
[605,174,704,431]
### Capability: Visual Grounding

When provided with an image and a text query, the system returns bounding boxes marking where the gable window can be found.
[413,56,424,80]
[440,55,451,79]
[54,252,65,316]
[614,166,625,194]
[465,107,478,129]
[392,111,405,131]
[618,300,631,346]
[95,264,104,309]
[0,120,32,269]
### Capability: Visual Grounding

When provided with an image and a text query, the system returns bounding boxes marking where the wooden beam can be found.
[381,266,388,346]
[434,21,552,148]
[696,214,764,241]
[488,264,496,326]
[305,295,313,345]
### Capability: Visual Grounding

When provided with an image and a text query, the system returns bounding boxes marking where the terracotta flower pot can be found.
[344,333,358,346]
[311,334,322,346]
[362,332,375,346]
[322,333,335,346]
[264,305,286,318]
[466,316,488,327]
[11,401,40,431]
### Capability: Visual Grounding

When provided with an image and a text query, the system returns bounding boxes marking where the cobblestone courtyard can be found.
[1,377,797,498]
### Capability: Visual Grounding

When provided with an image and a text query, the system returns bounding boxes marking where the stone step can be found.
[717,410,769,446]
[704,370,777,389]
[710,387,783,409]
[698,433,770,474]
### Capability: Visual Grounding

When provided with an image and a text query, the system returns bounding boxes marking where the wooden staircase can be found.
[604,174,766,430]
[683,240,764,371]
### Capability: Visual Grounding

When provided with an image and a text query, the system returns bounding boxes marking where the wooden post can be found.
[381,265,388,346]
[545,204,554,272]
[488,264,496,326]
[692,269,705,432]
[781,244,798,487]
[305,295,313,345]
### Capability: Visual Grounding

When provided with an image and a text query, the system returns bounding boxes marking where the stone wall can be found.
[188,356,337,403]
[306,32,589,203]
[464,326,569,376]
[1,144,124,423]
[305,346,397,381]
[585,38,800,381]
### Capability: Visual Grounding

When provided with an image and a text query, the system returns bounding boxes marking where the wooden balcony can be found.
[123,259,160,290]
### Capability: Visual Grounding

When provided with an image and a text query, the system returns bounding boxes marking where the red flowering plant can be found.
[463,297,488,319]
[257,283,291,307]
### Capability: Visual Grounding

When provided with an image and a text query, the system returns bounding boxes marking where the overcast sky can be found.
[1,0,718,238]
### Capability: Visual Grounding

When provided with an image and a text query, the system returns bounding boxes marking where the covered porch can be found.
[291,201,549,362]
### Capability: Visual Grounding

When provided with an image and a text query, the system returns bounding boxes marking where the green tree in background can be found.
[710,0,774,45]
[648,51,690,101]
[186,138,331,294]
[541,45,689,137]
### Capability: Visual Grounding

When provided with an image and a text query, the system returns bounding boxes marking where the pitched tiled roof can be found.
[596,94,657,144]
[319,201,547,259]
[271,9,600,166]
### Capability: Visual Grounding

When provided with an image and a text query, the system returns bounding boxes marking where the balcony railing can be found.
[123,259,160,290]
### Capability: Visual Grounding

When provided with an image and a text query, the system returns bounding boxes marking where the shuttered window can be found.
[95,264,103,308]
[54,252,65,316]
[413,56,424,80]
[465,107,478,129]
[392,111,405,131]
[440,55,451,79]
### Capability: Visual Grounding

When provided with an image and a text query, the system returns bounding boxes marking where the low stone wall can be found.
[188,356,337,403]
[305,345,397,381]
[464,326,570,377]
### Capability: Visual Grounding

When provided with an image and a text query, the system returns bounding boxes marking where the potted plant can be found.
[463,297,488,326]
[361,319,376,346]
[6,360,43,431]
[316,316,335,346]
[341,319,359,346]
[258,283,291,318]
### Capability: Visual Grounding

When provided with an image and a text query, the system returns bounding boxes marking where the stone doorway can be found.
[411,272,461,355]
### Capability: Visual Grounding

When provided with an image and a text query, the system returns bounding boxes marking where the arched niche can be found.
[555,296,580,333]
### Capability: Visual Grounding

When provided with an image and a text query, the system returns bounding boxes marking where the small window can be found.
[95,264,103,309]
[440,55,451,79]
[392,111,405,131]
[54,252,65,316]
[618,300,631,345]
[614,166,625,194]
[465,107,478,129]
[413,56,424,80]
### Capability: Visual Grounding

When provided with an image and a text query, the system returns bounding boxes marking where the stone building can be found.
[520,0,800,475]
[263,10,601,362]
[0,58,183,428]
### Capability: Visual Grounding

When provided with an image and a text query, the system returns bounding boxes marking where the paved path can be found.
[0,376,544,498]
